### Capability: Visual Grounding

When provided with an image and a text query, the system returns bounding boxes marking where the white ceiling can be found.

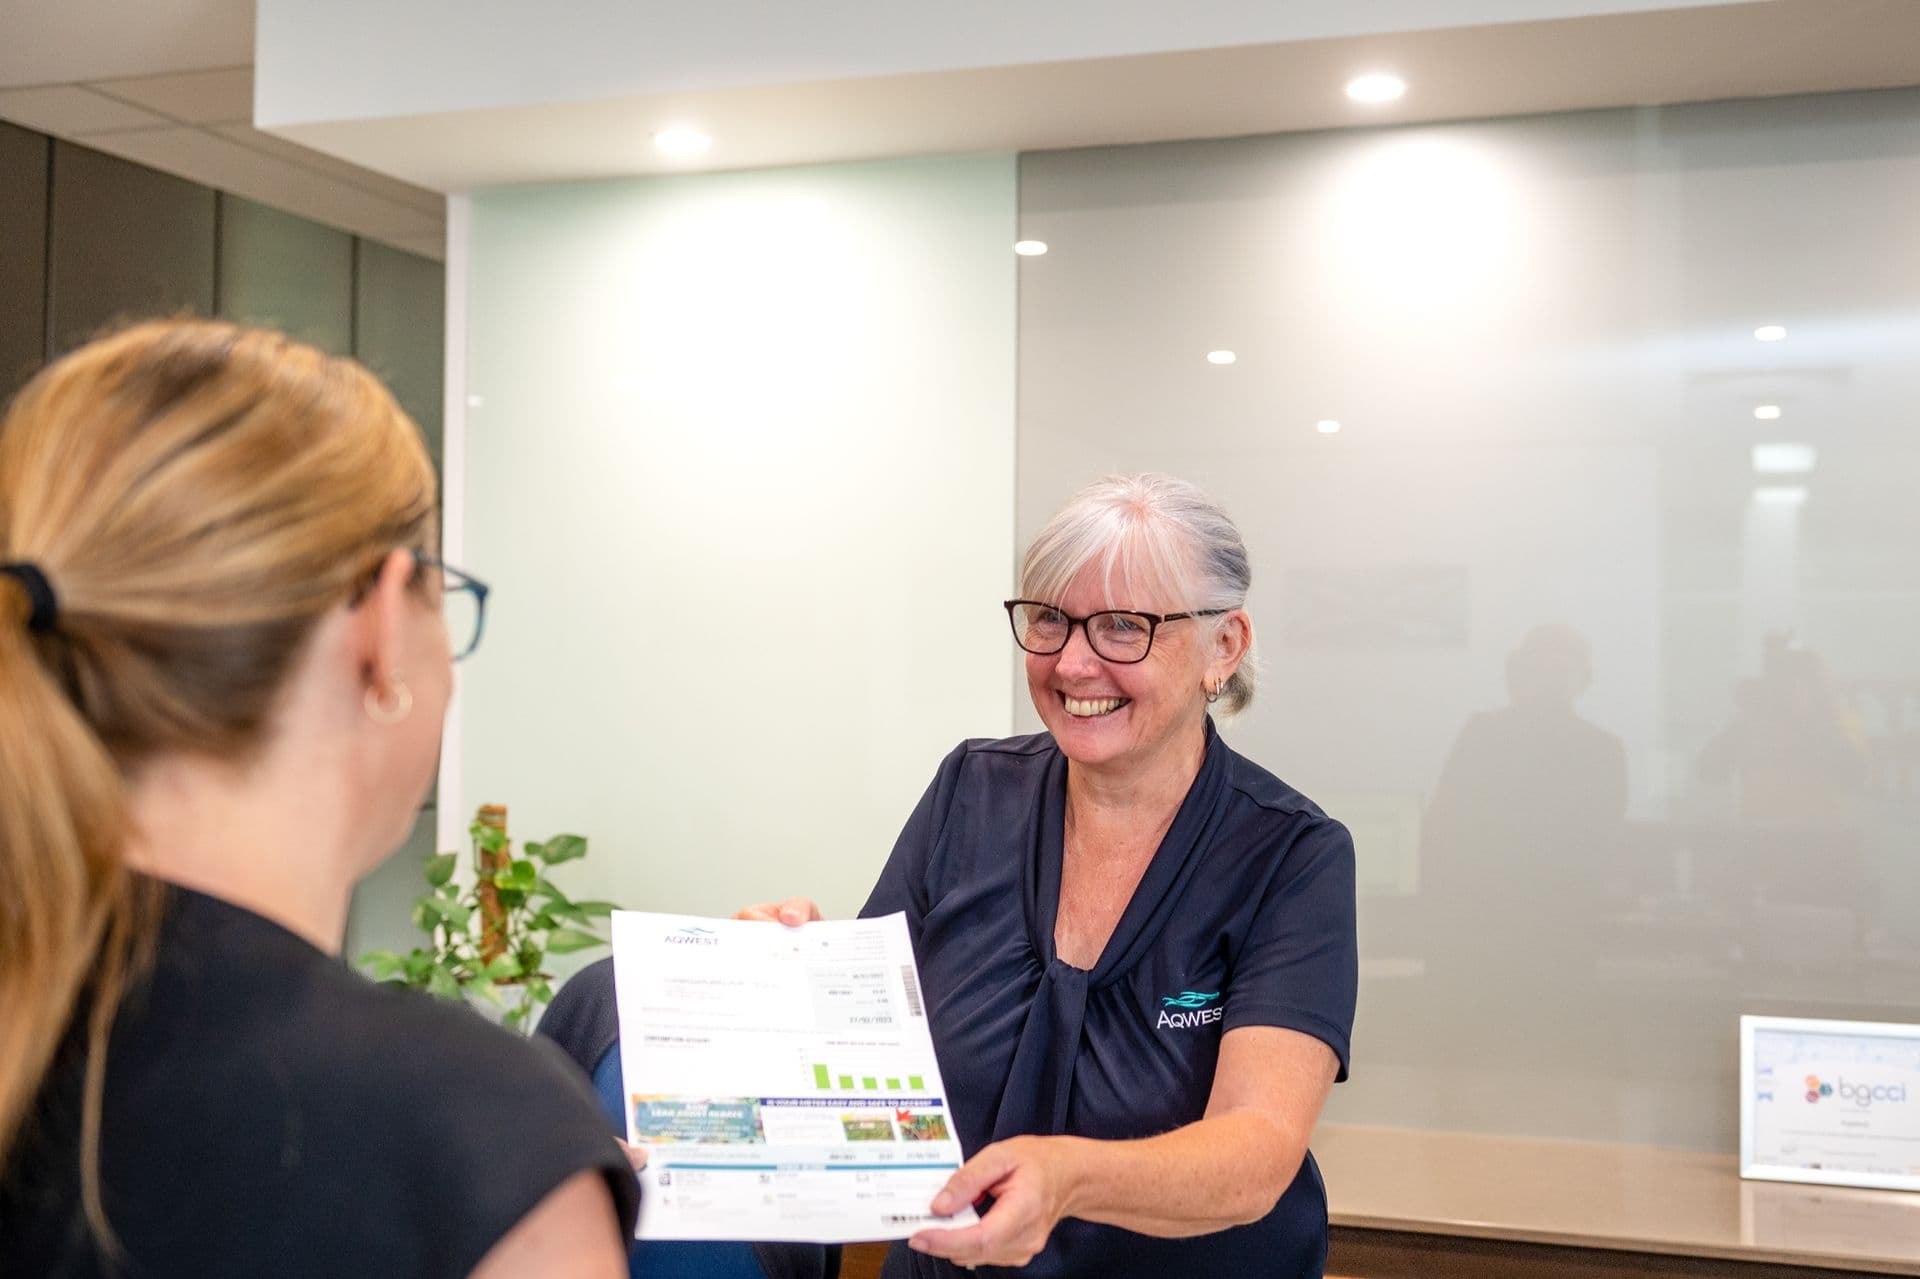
[256,0,1920,195]
[3,0,1917,253]
[0,1,444,258]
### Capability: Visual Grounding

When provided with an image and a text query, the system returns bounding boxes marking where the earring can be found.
[365,672,413,725]
[1205,680,1222,705]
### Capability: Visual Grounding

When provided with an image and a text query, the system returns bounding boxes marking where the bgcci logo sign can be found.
[1805,1074,1909,1107]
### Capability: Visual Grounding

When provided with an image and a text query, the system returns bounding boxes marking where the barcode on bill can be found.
[900,965,925,1017]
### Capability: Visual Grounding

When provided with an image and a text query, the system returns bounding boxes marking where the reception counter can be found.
[1317,1124,1920,1277]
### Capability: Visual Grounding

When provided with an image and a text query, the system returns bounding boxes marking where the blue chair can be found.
[536,958,839,1279]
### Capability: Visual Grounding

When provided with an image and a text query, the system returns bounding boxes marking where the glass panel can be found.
[1016,88,1920,1152]
[355,239,446,470]
[216,194,353,354]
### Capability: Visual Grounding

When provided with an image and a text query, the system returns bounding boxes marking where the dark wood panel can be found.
[842,1241,888,1279]
[0,120,49,400]
[1329,1228,1896,1279]
[47,141,215,354]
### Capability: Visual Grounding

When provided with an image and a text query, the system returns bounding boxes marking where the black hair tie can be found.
[0,562,60,634]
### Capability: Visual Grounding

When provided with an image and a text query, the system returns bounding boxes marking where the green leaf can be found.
[482,955,523,981]
[473,824,509,855]
[541,834,588,865]
[571,900,619,917]
[522,840,545,860]
[403,952,434,983]
[360,948,405,979]
[527,979,555,1005]
[426,964,463,1000]
[494,859,538,891]
[541,901,590,924]
[423,852,459,888]
[497,888,528,910]
[545,928,606,955]
[470,980,503,1006]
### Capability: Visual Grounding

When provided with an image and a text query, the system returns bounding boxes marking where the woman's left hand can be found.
[908,1135,1082,1269]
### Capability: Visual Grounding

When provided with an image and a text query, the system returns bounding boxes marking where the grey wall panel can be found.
[354,240,445,467]
[216,194,353,354]
[0,121,50,401]
[48,141,215,354]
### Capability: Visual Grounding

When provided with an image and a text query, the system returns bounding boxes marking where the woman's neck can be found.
[123,751,359,954]
[1065,719,1209,837]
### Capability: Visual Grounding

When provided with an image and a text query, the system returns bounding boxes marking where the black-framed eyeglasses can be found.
[415,551,491,662]
[1003,599,1228,665]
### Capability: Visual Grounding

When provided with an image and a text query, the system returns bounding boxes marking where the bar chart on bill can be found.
[806,1054,927,1093]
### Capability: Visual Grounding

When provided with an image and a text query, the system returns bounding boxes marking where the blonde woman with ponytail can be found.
[0,320,633,1278]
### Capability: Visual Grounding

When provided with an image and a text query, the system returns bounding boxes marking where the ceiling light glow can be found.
[1752,443,1816,475]
[1346,73,1407,103]
[1206,350,1237,365]
[1013,240,1049,256]
[1754,485,1808,506]
[1754,325,1787,342]
[1753,404,1782,421]
[653,126,712,157]
[1316,419,1342,434]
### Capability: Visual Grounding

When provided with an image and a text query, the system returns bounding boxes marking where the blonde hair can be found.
[0,319,436,1243]
[1020,473,1257,714]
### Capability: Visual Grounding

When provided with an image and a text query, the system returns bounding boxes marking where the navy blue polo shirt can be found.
[862,721,1357,1278]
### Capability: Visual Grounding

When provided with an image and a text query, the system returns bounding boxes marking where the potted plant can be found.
[360,804,618,1031]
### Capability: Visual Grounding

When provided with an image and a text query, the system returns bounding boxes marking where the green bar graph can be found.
[811,1061,931,1092]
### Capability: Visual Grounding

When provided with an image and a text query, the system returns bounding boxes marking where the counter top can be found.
[1315,1124,1920,1274]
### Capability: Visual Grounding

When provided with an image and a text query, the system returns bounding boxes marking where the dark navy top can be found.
[862,721,1356,1279]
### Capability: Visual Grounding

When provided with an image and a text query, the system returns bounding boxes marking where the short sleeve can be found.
[388,1000,643,1277]
[859,741,970,933]
[1221,816,1359,1081]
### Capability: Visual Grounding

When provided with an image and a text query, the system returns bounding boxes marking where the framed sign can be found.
[1742,1015,1920,1192]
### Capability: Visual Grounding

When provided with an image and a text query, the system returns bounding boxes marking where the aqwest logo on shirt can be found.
[1157,990,1222,1031]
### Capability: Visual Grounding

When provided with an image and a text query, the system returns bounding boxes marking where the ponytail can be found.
[0,573,156,1246]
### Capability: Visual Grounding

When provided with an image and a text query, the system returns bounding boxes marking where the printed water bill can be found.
[612,910,979,1242]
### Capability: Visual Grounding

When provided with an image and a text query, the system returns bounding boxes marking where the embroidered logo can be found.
[1160,991,1220,1009]
[1156,990,1223,1031]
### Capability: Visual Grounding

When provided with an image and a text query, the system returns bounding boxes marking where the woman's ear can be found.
[354,548,420,692]
[1210,609,1252,681]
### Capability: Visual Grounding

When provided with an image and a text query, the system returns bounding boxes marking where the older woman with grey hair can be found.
[744,474,1356,1277]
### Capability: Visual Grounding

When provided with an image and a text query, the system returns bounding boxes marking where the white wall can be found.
[456,154,1017,922]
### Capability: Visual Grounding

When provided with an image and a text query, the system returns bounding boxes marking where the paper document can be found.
[612,910,979,1243]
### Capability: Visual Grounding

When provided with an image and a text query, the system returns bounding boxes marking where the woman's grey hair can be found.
[1020,473,1257,715]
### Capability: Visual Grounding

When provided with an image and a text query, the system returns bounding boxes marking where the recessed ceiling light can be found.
[1753,443,1816,475]
[1206,350,1237,365]
[1013,240,1048,256]
[653,126,712,157]
[1754,324,1787,342]
[1316,419,1342,434]
[1754,485,1808,506]
[1346,74,1407,104]
[1753,404,1782,421]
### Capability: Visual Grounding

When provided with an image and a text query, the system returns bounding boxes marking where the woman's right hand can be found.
[733,896,823,926]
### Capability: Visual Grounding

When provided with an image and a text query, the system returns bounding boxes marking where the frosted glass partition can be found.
[1015,89,1920,1151]
[462,155,1017,926]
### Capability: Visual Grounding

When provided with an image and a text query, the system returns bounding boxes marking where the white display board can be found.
[1741,1015,1920,1193]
